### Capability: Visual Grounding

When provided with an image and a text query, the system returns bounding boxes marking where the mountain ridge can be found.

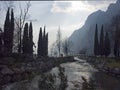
[69,0,120,55]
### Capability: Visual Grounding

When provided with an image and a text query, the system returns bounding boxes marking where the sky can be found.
[0,0,117,53]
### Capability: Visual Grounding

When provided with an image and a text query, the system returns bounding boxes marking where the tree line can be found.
[0,8,48,57]
[94,14,120,57]
[37,26,48,57]
[94,24,111,57]
[112,15,120,57]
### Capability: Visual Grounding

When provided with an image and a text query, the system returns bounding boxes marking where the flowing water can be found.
[3,57,120,90]
[50,57,98,90]
[50,57,120,90]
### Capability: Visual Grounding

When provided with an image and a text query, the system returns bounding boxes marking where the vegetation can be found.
[4,8,14,53]
[0,2,120,90]
[22,23,29,54]
[0,7,48,57]
[94,15,120,57]
[87,56,120,69]
[56,26,62,56]
[62,38,73,56]
[38,65,68,90]
[28,22,34,54]
[99,25,104,56]
[94,24,99,56]
[22,22,34,54]
[112,15,120,57]
[104,32,111,56]
[37,26,48,57]
[81,76,95,90]
[94,24,111,57]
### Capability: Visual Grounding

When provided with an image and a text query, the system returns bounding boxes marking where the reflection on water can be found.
[50,57,98,90]
[3,57,120,90]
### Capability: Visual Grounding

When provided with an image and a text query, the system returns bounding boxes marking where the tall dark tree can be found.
[42,26,48,57]
[0,28,3,53]
[43,26,46,56]
[100,25,104,56]
[4,8,10,52]
[28,22,34,54]
[37,26,48,57]
[9,8,14,53]
[22,23,29,54]
[45,33,48,56]
[114,28,119,57]
[3,8,14,53]
[37,27,43,56]
[111,15,120,57]
[94,24,99,56]
[114,38,119,57]
[104,32,111,56]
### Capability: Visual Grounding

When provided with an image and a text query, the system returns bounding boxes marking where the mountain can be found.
[69,0,120,55]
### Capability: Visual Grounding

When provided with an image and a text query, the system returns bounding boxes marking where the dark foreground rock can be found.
[0,56,75,88]
[92,71,120,90]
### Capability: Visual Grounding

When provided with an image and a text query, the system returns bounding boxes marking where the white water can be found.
[3,57,98,90]
[50,57,98,90]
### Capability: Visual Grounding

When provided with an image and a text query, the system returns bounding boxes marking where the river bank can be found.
[0,56,75,89]
[1,56,97,90]
[77,55,120,90]
[1,55,120,90]
[77,55,120,77]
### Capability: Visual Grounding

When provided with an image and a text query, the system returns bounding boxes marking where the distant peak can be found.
[98,10,104,13]
[92,10,104,15]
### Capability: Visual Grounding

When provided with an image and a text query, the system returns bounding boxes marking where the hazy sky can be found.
[0,0,117,53]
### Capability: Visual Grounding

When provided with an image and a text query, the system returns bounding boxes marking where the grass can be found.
[96,57,120,68]
[106,61,120,68]
[88,56,120,68]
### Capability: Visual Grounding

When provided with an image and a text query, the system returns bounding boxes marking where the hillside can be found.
[69,0,120,55]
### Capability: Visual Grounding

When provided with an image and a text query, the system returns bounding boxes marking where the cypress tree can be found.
[9,8,14,53]
[114,25,119,57]
[114,38,119,57]
[22,23,29,54]
[43,26,48,57]
[104,32,111,56]
[94,24,99,56]
[28,22,34,54]
[37,27,42,56]
[100,25,104,56]
[46,33,48,56]
[37,26,48,57]
[0,35,2,52]
[4,8,10,52]
[0,28,2,52]
[45,33,48,56]
[114,29,119,57]
[43,26,46,56]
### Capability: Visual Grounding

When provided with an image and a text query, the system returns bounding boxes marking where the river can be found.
[3,57,120,90]
[50,57,98,90]
[49,57,120,90]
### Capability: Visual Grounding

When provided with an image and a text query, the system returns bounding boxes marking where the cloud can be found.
[51,1,72,13]
[51,1,96,14]
[51,1,117,14]
[81,0,117,11]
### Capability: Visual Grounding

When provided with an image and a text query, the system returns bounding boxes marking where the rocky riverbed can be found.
[1,56,120,90]
[0,56,75,89]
